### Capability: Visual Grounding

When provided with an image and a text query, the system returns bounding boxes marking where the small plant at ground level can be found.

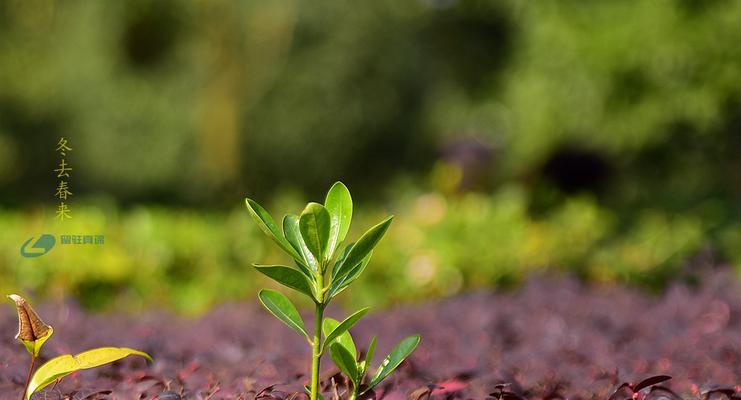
[7,294,152,399]
[245,182,420,400]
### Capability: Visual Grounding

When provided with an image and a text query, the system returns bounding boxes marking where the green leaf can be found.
[245,199,302,260]
[299,203,331,262]
[363,336,377,375]
[325,182,353,258]
[331,242,354,279]
[321,308,369,356]
[283,214,319,273]
[322,318,357,360]
[254,265,315,300]
[333,217,392,283]
[330,343,359,383]
[27,347,151,399]
[367,335,420,391]
[328,251,371,299]
[324,307,368,357]
[258,289,308,339]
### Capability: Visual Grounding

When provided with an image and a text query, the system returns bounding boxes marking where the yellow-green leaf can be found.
[27,347,152,399]
[74,347,152,368]
[26,354,77,398]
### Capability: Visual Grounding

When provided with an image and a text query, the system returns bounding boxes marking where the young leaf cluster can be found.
[246,182,391,309]
[324,318,420,399]
[246,182,419,400]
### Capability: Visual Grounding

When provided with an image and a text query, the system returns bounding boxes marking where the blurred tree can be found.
[0,0,738,217]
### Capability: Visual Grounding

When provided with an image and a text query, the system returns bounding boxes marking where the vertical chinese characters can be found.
[54,138,73,220]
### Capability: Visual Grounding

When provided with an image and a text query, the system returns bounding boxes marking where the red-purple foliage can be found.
[0,271,739,399]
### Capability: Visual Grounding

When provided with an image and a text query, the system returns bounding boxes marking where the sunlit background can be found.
[1,0,740,314]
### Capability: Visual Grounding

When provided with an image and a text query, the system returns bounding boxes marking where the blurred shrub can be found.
[1,0,741,312]
[0,0,738,206]
[1,189,737,314]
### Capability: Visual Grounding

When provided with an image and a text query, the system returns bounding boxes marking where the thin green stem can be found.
[311,302,325,400]
[20,354,36,400]
[310,266,326,400]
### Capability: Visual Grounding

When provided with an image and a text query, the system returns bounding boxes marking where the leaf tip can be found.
[244,198,264,215]
[141,352,154,363]
[330,181,350,192]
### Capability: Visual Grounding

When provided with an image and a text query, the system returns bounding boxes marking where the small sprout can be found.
[8,294,53,357]
[26,347,153,398]
[246,182,420,400]
[6,294,152,400]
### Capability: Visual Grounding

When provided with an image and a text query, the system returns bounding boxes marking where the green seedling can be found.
[7,294,152,400]
[246,182,419,400]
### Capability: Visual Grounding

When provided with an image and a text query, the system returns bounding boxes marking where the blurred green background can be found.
[1,0,740,314]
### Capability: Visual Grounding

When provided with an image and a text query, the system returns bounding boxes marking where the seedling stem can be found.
[21,355,36,400]
[311,269,326,400]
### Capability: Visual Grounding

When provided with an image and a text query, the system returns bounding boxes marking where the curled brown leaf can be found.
[8,294,51,342]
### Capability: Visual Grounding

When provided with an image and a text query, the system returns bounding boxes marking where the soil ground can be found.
[0,271,739,400]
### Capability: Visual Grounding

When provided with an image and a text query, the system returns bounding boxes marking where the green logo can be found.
[20,234,56,258]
